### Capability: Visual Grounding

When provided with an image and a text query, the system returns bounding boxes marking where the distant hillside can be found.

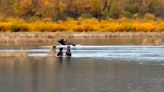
[0,0,164,20]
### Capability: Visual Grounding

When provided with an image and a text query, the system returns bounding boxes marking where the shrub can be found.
[144,13,156,20]
[0,18,163,32]
[81,13,93,19]
[11,24,20,32]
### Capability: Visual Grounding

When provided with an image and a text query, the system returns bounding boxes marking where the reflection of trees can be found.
[46,57,96,91]
[0,57,32,92]
[154,38,163,45]
[29,57,47,92]
[0,50,28,58]
[69,38,147,45]
[0,56,28,70]
[31,60,40,92]
[142,38,163,45]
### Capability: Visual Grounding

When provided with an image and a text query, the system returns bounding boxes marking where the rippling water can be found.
[0,57,164,92]
[28,45,164,62]
[0,38,164,92]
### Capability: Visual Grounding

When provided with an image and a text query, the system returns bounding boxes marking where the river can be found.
[0,38,164,92]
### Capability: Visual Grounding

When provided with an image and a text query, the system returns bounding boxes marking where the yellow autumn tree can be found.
[13,0,32,18]
[89,0,104,17]
[37,0,56,19]
[74,0,91,15]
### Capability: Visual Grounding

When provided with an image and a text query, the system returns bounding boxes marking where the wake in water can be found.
[33,45,164,61]
[0,45,164,61]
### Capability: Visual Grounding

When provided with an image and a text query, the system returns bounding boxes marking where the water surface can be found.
[0,38,164,92]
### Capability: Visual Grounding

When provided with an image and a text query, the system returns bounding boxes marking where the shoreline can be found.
[0,32,163,46]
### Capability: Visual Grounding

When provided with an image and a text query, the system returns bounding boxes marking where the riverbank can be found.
[0,32,163,47]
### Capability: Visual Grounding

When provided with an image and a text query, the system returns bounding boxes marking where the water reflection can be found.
[0,38,163,49]
[31,60,41,92]
[0,37,164,92]
[69,38,164,46]
[142,38,163,45]
[0,57,164,92]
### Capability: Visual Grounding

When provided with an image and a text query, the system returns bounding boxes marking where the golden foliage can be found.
[0,18,164,32]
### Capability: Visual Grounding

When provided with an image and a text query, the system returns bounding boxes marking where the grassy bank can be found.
[0,32,163,47]
[0,32,164,39]
[0,32,163,42]
[1,18,164,32]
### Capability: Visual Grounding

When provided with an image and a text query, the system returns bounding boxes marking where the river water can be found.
[0,38,164,92]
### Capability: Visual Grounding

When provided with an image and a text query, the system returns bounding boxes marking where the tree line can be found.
[0,0,164,20]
